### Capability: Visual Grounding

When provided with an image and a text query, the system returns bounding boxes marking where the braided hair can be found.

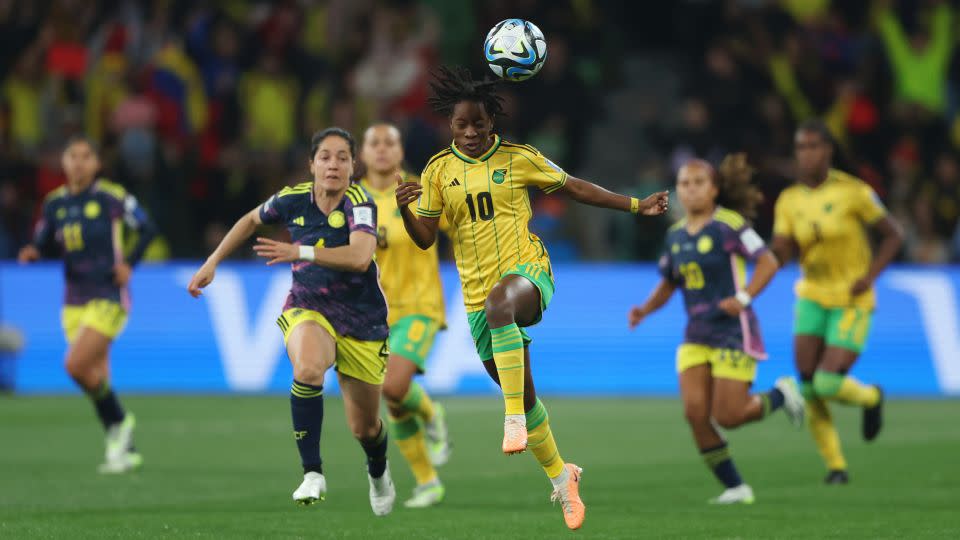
[427,65,505,118]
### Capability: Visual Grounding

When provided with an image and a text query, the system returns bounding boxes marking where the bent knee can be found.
[712,410,744,430]
[292,362,327,386]
[484,295,515,327]
[352,420,383,441]
[381,379,410,405]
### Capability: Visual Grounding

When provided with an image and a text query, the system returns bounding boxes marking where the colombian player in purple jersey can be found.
[628,155,805,505]
[187,128,396,515]
[17,136,156,474]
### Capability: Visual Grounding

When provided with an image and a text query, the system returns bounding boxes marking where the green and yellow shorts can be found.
[468,262,555,361]
[278,308,388,385]
[388,314,442,372]
[794,298,873,354]
[61,299,128,343]
[676,343,757,383]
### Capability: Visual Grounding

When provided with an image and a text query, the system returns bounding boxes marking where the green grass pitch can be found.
[1,396,958,539]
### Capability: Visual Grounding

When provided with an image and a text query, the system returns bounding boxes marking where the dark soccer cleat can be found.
[824,470,849,485]
[863,386,884,442]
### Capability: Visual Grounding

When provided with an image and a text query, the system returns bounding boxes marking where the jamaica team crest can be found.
[492,169,507,184]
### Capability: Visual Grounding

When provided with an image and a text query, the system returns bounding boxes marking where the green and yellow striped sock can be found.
[526,399,565,478]
[490,323,525,415]
[401,382,436,423]
[388,412,437,486]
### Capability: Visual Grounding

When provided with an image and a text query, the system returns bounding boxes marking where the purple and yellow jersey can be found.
[658,207,768,359]
[259,181,389,341]
[33,179,156,308]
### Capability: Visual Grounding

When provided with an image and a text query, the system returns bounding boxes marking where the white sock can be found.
[549,466,569,489]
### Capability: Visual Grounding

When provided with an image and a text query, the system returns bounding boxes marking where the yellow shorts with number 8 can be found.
[676,343,757,383]
[278,308,388,386]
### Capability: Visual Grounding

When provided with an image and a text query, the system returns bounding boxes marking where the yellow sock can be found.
[835,376,880,407]
[388,412,437,485]
[807,397,847,471]
[526,399,565,478]
[401,382,436,423]
[490,323,525,415]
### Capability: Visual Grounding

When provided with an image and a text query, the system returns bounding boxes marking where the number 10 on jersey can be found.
[466,192,495,221]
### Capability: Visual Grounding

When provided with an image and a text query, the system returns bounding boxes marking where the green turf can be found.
[1,396,957,539]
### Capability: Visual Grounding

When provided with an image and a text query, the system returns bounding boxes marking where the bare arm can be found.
[770,234,797,267]
[628,278,677,329]
[744,251,779,298]
[560,176,669,216]
[187,208,261,297]
[253,231,377,272]
[851,215,904,295]
[396,177,440,249]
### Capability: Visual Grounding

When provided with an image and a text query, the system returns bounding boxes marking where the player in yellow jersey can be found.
[771,120,904,484]
[396,66,669,531]
[359,123,451,509]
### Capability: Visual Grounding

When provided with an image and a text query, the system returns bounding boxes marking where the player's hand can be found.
[395,174,422,208]
[113,262,132,287]
[627,306,647,329]
[639,191,670,216]
[187,262,216,298]
[17,245,40,263]
[718,297,745,317]
[253,237,299,265]
[850,277,872,297]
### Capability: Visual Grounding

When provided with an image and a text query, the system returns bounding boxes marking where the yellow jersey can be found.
[416,136,567,312]
[362,174,446,327]
[773,169,887,309]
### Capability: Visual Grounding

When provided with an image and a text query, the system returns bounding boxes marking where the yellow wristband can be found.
[630,197,640,214]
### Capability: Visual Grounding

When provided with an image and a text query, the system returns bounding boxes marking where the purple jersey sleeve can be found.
[259,192,290,225]
[657,249,680,285]
[345,198,377,237]
[32,201,57,255]
[723,223,768,262]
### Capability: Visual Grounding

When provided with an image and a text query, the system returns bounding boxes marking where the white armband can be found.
[298,245,315,261]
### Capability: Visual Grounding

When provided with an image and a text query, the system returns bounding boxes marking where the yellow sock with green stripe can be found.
[813,370,880,407]
[526,399,565,478]
[802,378,847,470]
[490,323,525,415]
[401,382,435,423]
[388,412,437,486]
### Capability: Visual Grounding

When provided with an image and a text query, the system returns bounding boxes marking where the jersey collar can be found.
[450,135,501,164]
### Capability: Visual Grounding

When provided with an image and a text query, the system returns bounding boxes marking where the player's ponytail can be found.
[715,153,763,220]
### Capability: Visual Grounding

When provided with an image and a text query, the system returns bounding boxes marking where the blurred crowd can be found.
[1,0,959,263]
[661,0,960,263]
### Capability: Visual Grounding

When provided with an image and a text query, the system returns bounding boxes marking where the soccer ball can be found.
[483,19,547,81]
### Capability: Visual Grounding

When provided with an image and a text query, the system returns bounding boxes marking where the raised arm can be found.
[187,208,261,297]
[628,278,677,329]
[396,175,440,249]
[560,176,669,216]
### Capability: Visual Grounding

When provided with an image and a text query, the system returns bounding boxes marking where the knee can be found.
[64,354,92,386]
[484,293,515,328]
[812,370,842,398]
[683,403,710,427]
[712,408,743,430]
[381,377,410,407]
[292,361,326,386]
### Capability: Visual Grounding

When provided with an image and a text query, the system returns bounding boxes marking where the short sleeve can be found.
[772,192,794,239]
[416,163,444,218]
[727,224,768,262]
[657,244,680,286]
[854,183,887,225]
[259,192,287,225]
[347,200,377,237]
[514,147,567,194]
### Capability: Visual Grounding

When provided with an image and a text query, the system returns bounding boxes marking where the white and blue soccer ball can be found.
[483,19,547,81]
